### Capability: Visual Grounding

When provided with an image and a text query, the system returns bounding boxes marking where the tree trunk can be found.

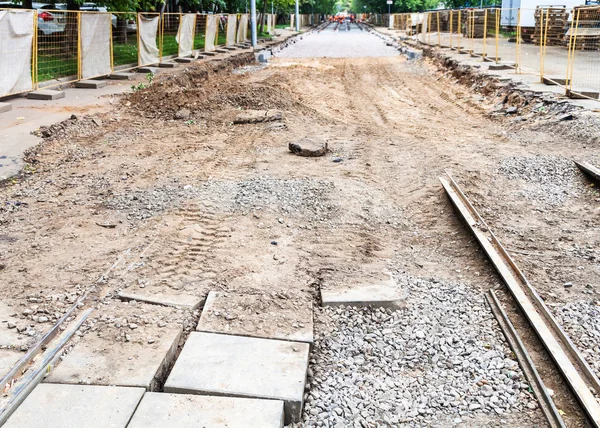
[116,16,128,44]
[259,0,267,35]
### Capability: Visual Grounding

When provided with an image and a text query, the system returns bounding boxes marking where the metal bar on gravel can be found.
[574,160,600,183]
[440,170,600,426]
[486,290,566,428]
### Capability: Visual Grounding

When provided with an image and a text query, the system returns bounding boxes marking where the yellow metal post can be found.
[457,10,461,52]
[540,8,549,82]
[516,8,521,72]
[109,13,114,72]
[566,9,580,93]
[136,13,141,65]
[77,12,81,80]
[495,8,500,62]
[482,9,487,58]
[449,11,453,49]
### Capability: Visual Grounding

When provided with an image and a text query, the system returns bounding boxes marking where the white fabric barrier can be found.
[265,13,271,35]
[290,14,294,29]
[80,13,112,79]
[205,14,218,52]
[0,10,34,97]
[236,14,248,43]
[226,14,236,46]
[138,15,160,65]
[177,14,195,57]
[271,14,276,35]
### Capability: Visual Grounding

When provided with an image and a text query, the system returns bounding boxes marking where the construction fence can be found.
[0,10,285,99]
[387,6,600,101]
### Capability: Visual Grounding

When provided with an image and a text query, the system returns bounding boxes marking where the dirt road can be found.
[1,30,600,426]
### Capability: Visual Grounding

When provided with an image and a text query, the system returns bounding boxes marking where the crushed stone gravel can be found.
[297,273,537,427]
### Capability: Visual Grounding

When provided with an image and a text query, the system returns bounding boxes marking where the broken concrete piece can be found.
[0,102,11,113]
[164,332,309,424]
[3,384,144,428]
[128,393,284,428]
[288,139,328,157]
[233,109,283,124]
[174,108,191,120]
[118,290,203,310]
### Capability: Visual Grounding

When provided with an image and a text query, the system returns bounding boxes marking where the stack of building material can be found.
[533,6,568,46]
[565,6,600,50]
[464,10,485,38]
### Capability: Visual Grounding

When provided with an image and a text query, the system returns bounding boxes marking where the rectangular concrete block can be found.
[164,332,309,424]
[321,275,404,308]
[158,62,178,68]
[137,66,159,74]
[203,51,217,56]
[0,102,12,113]
[46,322,182,391]
[197,291,313,343]
[483,56,501,62]
[489,64,514,71]
[543,76,569,86]
[118,290,204,310]
[75,80,108,89]
[27,90,65,100]
[128,393,284,428]
[224,46,237,50]
[174,57,194,63]
[215,48,228,53]
[3,384,144,428]
[109,72,134,80]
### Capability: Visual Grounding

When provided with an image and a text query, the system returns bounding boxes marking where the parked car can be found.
[0,2,66,35]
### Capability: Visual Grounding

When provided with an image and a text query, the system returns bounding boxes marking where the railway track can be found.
[440,170,600,427]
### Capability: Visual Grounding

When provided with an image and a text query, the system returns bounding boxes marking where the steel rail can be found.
[0,308,92,425]
[575,160,600,183]
[440,170,600,426]
[486,290,566,428]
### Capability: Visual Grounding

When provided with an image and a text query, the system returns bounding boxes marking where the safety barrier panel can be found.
[0,9,262,98]
[390,7,600,101]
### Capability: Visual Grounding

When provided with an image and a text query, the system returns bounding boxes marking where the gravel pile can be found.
[299,275,536,427]
[554,301,600,379]
[107,184,201,220]
[196,177,337,220]
[499,155,579,205]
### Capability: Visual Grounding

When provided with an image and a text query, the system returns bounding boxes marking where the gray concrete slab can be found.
[489,64,513,71]
[0,102,12,113]
[215,48,228,53]
[46,323,182,390]
[109,72,135,80]
[197,291,313,343]
[26,90,65,101]
[174,57,194,63]
[128,392,284,428]
[3,384,144,428]
[74,80,108,89]
[118,289,204,310]
[136,66,160,74]
[164,332,309,424]
[203,51,217,56]
[0,349,23,376]
[321,274,404,308]
[224,46,237,50]
[158,62,178,68]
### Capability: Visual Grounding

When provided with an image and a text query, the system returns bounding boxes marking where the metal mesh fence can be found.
[36,10,79,86]
[194,13,207,50]
[161,13,180,59]
[567,6,600,99]
[111,12,138,69]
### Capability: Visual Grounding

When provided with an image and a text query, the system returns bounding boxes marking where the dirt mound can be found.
[127,53,297,120]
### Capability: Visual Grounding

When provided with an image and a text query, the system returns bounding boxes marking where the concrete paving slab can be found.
[46,316,182,390]
[0,349,23,376]
[174,57,194,63]
[27,90,65,100]
[137,66,160,74]
[128,392,284,428]
[74,80,108,89]
[0,102,12,113]
[109,72,134,80]
[197,291,313,343]
[321,274,404,308]
[568,89,600,100]
[164,332,309,424]
[158,62,178,68]
[3,384,144,428]
[118,289,204,310]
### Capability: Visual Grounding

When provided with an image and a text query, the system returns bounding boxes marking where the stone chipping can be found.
[297,274,539,427]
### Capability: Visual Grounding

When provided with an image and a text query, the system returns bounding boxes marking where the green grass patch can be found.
[37,54,77,82]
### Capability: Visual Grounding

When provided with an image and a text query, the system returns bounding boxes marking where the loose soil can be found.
[1,46,599,426]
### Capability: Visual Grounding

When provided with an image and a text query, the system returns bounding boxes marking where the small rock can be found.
[564,282,573,288]
[37,316,49,323]
[7,322,16,329]
[129,323,139,329]
[174,108,191,120]
[288,139,328,157]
